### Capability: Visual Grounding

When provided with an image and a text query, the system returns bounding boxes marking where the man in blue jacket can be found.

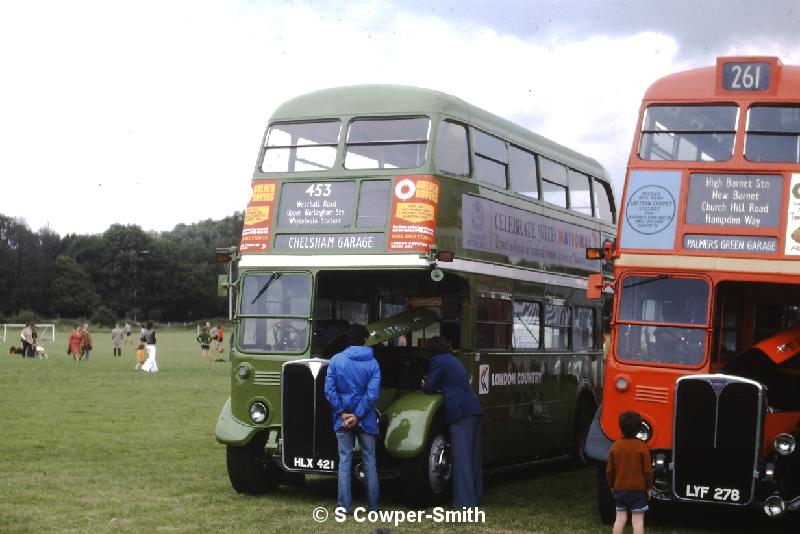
[324,324,381,513]
[423,336,483,507]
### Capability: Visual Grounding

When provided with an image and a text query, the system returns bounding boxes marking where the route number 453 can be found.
[305,183,332,197]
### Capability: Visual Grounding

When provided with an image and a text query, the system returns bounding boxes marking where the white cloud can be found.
[0,0,795,234]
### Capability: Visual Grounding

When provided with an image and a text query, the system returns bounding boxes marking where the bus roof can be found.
[270,84,609,181]
[643,57,800,101]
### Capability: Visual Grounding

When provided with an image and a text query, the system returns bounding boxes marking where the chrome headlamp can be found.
[249,402,268,424]
[774,433,796,456]
[764,495,786,517]
[636,420,652,442]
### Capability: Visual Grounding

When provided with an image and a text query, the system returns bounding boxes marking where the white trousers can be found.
[142,344,158,372]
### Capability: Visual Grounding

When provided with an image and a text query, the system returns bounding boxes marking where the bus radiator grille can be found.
[672,375,762,505]
[281,360,338,472]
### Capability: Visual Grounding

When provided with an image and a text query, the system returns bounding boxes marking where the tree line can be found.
[0,213,244,325]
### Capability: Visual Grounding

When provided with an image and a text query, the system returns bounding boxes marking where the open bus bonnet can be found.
[365,309,439,347]
[725,324,800,371]
[722,324,800,411]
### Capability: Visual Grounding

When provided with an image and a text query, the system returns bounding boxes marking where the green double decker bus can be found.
[215,85,617,504]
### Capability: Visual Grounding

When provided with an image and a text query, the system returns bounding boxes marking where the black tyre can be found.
[226,433,283,494]
[401,420,452,506]
[595,463,616,524]
[573,400,595,465]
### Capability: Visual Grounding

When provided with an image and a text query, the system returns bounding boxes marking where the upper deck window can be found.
[594,179,615,224]
[568,170,592,215]
[639,105,737,162]
[345,117,429,170]
[436,120,469,176]
[509,146,538,199]
[745,106,800,163]
[474,130,508,188]
[617,275,709,366]
[540,157,568,208]
[262,121,340,172]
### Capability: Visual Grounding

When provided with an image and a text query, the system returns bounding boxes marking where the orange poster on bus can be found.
[240,179,278,253]
[388,175,439,252]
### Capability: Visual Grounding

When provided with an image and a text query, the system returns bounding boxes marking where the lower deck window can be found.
[477,298,511,349]
[544,303,570,350]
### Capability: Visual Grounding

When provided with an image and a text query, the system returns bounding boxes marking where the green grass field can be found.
[0,327,792,533]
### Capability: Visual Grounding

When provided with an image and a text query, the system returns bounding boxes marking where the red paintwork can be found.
[601,56,800,452]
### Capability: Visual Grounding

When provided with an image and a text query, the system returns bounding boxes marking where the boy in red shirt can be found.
[606,411,653,534]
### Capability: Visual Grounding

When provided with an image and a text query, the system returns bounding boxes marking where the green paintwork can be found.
[215,397,257,446]
[270,85,609,181]
[382,390,443,458]
[365,309,440,346]
[217,275,228,297]
[218,84,617,480]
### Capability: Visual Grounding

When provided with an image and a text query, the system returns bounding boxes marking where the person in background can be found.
[67,324,84,362]
[80,324,93,361]
[140,321,158,373]
[197,324,212,361]
[124,322,132,345]
[606,411,654,534]
[422,336,484,507]
[20,322,34,358]
[214,324,225,353]
[324,324,381,513]
[135,342,146,370]
[111,323,124,357]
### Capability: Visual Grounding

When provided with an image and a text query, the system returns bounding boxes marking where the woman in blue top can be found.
[422,336,483,507]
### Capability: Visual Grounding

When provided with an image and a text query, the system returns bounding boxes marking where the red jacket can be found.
[606,438,654,491]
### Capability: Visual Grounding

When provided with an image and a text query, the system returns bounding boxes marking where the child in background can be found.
[606,411,653,534]
[197,325,212,361]
[215,324,225,353]
[135,343,146,370]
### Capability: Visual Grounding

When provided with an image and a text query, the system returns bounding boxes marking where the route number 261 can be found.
[729,64,762,90]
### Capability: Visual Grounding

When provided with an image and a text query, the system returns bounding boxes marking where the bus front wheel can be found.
[226,433,283,494]
[595,463,616,524]
[401,422,452,506]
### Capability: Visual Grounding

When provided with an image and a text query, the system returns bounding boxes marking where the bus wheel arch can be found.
[225,431,283,494]
[401,414,452,506]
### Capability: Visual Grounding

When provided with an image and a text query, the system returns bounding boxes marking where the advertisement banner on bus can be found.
[462,194,600,270]
[785,173,800,255]
[388,175,439,251]
[619,170,680,249]
[240,179,278,253]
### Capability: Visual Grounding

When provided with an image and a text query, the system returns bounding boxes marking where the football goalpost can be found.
[1,324,56,343]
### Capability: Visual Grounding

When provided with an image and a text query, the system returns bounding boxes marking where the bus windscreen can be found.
[616,275,709,366]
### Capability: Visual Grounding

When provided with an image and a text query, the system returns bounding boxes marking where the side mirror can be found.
[217,275,228,297]
[587,273,604,300]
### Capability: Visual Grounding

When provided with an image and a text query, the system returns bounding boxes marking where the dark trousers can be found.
[21,340,33,357]
[449,414,483,507]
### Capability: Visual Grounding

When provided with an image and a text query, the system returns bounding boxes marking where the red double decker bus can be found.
[586,56,800,521]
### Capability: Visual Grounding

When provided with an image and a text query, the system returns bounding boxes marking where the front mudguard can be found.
[584,404,613,462]
[382,391,443,459]
[215,398,258,446]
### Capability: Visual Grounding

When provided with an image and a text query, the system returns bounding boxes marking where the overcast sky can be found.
[2,0,799,236]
